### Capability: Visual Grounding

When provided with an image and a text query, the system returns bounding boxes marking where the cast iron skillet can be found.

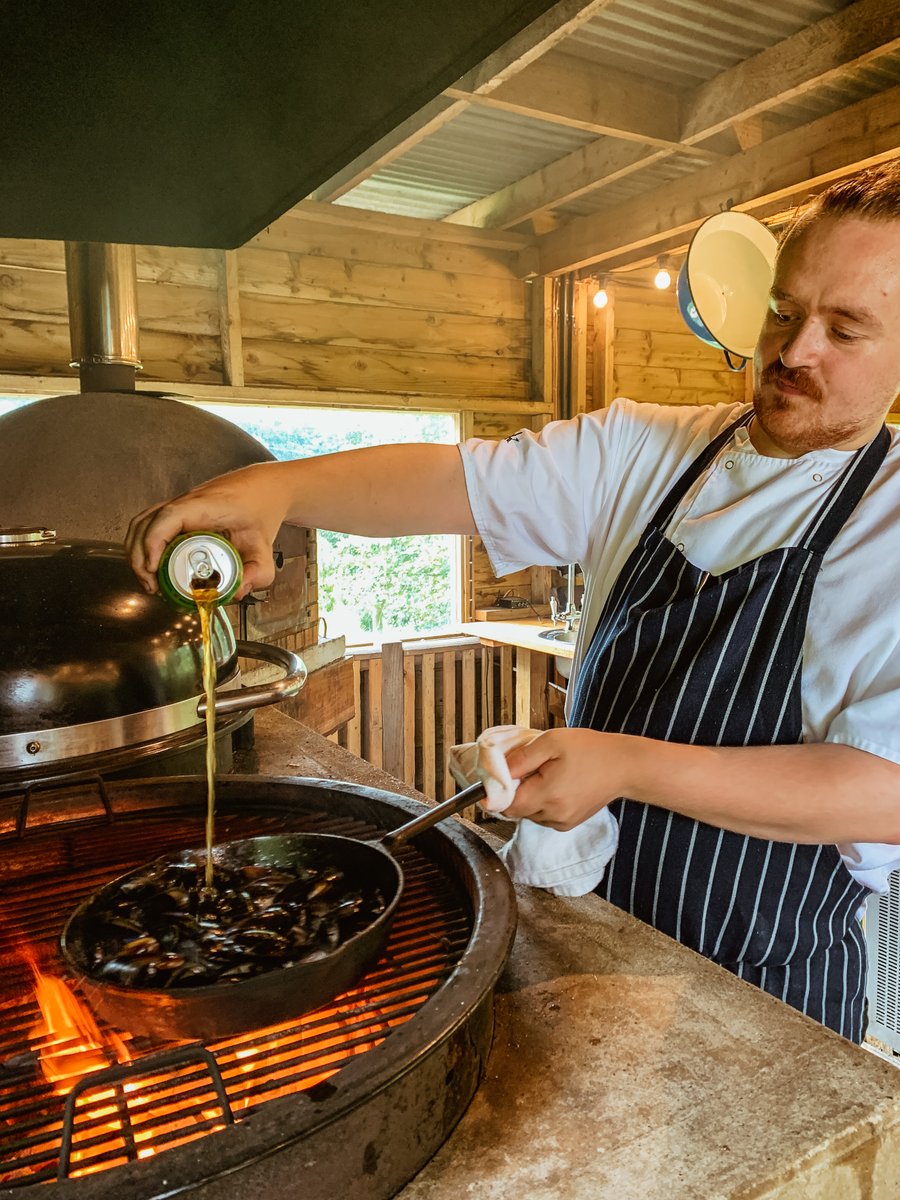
[60,781,487,1042]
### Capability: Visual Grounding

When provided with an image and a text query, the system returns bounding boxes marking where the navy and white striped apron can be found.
[569,412,890,1041]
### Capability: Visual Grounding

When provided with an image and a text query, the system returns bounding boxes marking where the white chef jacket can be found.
[459,398,900,894]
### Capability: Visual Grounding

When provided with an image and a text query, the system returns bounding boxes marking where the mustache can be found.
[760,361,822,401]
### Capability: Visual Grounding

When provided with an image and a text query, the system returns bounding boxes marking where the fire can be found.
[30,967,131,1090]
[28,969,227,1178]
[1,922,447,1183]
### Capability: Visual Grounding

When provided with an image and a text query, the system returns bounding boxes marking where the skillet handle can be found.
[382,780,487,852]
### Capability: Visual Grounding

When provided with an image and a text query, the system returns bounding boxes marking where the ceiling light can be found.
[654,256,673,290]
[592,276,610,309]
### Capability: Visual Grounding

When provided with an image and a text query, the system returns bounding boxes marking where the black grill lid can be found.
[0,536,236,731]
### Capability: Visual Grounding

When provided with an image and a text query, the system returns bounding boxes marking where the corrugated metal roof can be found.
[334,106,597,221]
[335,0,894,230]
[564,0,854,87]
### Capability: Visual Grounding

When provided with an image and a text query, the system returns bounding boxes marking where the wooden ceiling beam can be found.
[680,0,900,142]
[449,0,900,231]
[310,0,617,203]
[281,197,532,250]
[445,51,701,152]
[538,84,900,275]
[448,139,668,230]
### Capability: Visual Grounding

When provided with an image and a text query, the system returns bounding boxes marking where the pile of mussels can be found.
[79,854,387,989]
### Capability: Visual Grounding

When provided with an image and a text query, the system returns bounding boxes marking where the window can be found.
[192,403,461,644]
[0,397,36,417]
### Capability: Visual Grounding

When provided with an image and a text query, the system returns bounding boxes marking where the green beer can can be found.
[157,532,243,609]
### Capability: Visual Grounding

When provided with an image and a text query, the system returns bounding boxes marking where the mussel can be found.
[79,852,387,991]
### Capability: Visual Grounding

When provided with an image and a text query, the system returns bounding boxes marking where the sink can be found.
[538,626,576,680]
[538,628,577,644]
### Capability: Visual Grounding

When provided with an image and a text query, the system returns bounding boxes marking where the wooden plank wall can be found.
[239,209,531,399]
[343,633,572,799]
[0,203,538,402]
[587,276,749,410]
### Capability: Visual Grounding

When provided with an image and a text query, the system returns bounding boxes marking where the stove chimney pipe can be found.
[64,242,142,392]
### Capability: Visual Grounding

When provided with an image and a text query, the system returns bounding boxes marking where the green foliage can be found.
[318,531,451,633]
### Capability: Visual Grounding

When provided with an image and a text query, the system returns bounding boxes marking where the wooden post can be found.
[499,646,514,726]
[592,282,615,409]
[442,650,457,801]
[481,645,495,731]
[345,658,362,756]
[367,658,383,768]
[515,648,549,730]
[459,409,476,622]
[461,648,476,744]
[218,249,245,387]
[381,641,405,780]
[421,652,437,799]
[403,653,417,785]
[571,277,589,416]
[530,275,554,410]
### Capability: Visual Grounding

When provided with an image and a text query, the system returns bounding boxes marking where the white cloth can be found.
[459,398,900,895]
[448,726,618,897]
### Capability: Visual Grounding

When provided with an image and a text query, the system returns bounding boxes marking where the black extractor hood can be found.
[0,0,562,249]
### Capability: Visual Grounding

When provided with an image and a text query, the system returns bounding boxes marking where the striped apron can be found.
[568,413,890,1041]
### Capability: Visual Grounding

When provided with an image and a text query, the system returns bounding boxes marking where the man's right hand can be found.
[125,462,289,599]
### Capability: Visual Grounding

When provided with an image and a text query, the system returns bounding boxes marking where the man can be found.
[128,160,900,1041]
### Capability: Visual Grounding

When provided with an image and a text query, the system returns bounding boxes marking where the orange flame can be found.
[30,968,131,1092]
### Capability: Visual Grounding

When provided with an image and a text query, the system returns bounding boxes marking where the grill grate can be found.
[0,798,472,1187]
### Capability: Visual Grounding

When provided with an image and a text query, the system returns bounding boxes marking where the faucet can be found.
[551,564,580,632]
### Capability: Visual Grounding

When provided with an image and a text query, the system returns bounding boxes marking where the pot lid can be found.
[0,534,237,734]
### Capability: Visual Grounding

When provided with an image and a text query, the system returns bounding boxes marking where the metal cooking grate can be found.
[0,795,472,1187]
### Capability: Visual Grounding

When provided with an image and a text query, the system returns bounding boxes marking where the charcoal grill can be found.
[0,775,516,1198]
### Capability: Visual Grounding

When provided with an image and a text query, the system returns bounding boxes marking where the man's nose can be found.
[778,319,825,369]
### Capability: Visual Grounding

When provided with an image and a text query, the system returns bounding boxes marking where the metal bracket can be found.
[57,1043,234,1180]
[15,773,113,839]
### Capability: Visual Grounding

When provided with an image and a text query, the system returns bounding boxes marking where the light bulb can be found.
[592,287,609,309]
[654,267,672,290]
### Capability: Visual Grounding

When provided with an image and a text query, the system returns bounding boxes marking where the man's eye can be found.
[771,310,794,325]
[832,328,859,343]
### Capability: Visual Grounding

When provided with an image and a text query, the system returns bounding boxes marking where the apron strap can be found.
[649,409,754,532]
[799,425,891,554]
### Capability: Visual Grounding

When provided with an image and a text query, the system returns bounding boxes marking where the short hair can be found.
[779,157,900,253]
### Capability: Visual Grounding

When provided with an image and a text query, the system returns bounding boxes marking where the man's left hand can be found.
[503,728,634,830]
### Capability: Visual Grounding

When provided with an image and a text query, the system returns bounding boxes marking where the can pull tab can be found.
[188,548,222,591]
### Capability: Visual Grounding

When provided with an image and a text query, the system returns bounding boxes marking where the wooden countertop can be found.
[252,707,900,1200]
[458,619,575,658]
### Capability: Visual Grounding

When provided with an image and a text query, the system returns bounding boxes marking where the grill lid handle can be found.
[197,640,306,716]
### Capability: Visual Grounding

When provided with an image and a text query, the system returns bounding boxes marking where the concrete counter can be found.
[250,707,900,1200]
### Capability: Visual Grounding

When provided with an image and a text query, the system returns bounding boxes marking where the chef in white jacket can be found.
[127,159,900,1041]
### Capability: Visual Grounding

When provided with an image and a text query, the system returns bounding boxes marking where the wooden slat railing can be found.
[341,635,520,803]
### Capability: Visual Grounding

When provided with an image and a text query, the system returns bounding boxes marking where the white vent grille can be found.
[866,875,900,1051]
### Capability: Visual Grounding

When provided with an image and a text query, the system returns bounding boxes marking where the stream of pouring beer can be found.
[193,588,219,891]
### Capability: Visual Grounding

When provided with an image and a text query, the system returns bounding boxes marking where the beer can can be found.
[157,532,243,609]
